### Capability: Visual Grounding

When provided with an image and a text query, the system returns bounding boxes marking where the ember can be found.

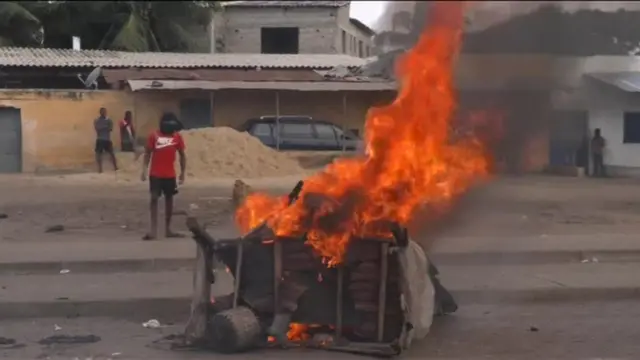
[236,1,491,266]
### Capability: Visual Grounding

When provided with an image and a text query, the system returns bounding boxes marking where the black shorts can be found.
[149,176,178,198]
[95,139,114,154]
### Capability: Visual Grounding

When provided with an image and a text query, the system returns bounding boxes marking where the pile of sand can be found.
[116,127,305,179]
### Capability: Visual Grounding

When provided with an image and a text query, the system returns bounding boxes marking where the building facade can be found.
[458,54,640,175]
[212,1,375,57]
[0,48,392,173]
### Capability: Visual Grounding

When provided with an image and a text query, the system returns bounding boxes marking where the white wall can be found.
[553,80,640,169]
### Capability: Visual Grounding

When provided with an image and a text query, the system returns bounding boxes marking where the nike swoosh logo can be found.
[155,142,176,149]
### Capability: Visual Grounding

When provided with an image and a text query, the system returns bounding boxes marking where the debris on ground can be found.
[116,127,305,179]
[0,336,23,349]
[529,326,539,332]
[38,334,101,345]
[142,319,161,329]
[0,213,7,219]
[45,225,65,233]
[54,324,62,331]
[59,269,70,274]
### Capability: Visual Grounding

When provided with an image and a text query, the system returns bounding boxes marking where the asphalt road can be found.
[0,300,637,360]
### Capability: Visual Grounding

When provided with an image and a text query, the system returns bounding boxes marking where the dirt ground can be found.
[1,302,640,359]
[2,172,640,243]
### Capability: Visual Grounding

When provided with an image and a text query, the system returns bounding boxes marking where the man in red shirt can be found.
[141,112,187,240]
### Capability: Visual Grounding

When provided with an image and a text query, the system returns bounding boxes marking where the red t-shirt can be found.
[146,131,185,178]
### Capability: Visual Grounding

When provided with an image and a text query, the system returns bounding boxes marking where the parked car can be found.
[240,116,363,151]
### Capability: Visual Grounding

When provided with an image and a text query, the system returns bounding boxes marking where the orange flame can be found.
[236,1,492,265]
[287,323,310,342]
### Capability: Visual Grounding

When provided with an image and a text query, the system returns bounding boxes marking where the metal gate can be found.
[0,107,22,173]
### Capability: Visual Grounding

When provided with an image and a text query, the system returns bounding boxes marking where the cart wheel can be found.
[207,306,262,353]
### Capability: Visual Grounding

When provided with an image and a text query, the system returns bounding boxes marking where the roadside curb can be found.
[2,287,640,320]
[0,258,194,276]
[431,249,640,266]
[4,249,640,275]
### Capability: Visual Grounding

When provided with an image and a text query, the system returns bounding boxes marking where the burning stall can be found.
[179,1,495,356]
[183,182,440,356]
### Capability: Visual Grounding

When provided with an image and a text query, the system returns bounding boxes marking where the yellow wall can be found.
[0,90,183,172]
[0,88,392,173]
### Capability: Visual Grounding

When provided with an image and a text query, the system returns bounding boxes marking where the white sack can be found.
[397,239,435,350]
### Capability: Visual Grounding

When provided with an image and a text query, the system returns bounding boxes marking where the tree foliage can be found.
[463,4,640,55]
[0,1,219,52]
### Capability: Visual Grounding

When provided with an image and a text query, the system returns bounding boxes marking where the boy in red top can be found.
[141,112,187,240]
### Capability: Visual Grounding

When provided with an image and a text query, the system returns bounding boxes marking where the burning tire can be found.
[207,306,262,353]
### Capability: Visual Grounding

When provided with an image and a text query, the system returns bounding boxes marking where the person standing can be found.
[591,128,606,177]
[141,112,187,240]
[119,110,136,152]
[94,107,118,173]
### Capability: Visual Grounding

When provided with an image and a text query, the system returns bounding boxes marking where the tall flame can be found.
[236,1,492,265]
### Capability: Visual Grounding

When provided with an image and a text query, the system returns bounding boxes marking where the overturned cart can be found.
[182,182,457,357]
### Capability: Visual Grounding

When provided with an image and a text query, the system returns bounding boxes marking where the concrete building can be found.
[0,47,392,173]
[212,1,375,57]
[458,54,640,176]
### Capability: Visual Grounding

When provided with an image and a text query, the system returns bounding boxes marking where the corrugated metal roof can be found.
[586,72,640,92]
[0,47,367,69]
[128,80,396,92]
[222,1,349,8]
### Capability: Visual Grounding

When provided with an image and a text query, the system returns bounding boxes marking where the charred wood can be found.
[288,180,305,205]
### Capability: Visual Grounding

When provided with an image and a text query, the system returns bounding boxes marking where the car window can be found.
[251,123,272,137]
[315,124,337,140]
[281,123,314,138]
[333,126,359,139]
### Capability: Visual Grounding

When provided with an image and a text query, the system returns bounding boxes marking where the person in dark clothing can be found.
[94,107,118,173]
[119,110,136,152]
[140,112,187,240]
[591,128,606,177]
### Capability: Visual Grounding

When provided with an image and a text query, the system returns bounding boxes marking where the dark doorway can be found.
[179,98,212,129]
[0,107,22,173]
[548,110,589,167]
[261,27,299,54]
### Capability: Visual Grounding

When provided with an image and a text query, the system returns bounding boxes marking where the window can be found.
[624,112,640,143]
[282,123,313,138]
[365,46,370,57]
[261,27,299,54]
[251,123,272,137]
[358,40,363,57]
[315,124,337,140]
[179,98,212,129]
[334,126,359,139]
[341,30,347,54]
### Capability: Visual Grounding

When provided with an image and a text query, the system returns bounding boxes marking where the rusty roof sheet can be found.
[128,79,396,92]
[0,47,367,69]
[222,1,349,8]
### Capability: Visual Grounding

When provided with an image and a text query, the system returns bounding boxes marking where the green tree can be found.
[0,1,220,52]
[0,2,43,47]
